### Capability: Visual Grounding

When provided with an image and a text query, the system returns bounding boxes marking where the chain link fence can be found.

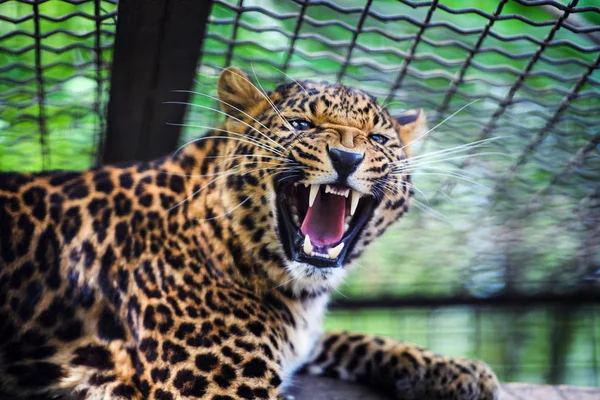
[0,0,116,170]
[188,0,600,300]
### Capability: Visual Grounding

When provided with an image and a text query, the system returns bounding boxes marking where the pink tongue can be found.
[301,190,346,247]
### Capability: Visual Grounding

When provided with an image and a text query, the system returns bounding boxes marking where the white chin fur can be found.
[284,260,347,295]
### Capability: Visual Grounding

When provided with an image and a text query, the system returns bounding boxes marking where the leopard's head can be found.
[215,68,425,294]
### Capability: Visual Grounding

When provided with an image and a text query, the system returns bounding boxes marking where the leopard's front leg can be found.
[302,331,499,400]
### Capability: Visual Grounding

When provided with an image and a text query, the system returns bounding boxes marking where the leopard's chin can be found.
[275,177,377,269]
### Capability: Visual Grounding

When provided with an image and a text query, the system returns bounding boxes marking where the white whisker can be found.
[264,64,309,95]
[396,137,508,164]
[202,65,296,132]
[400,180,430,203]
[171,90,286,151]
[404,172,491,189]
[411,198,453,226]
[166,103,287,155]
[168,166,303,212]
[196,167,300,222]
[401,100,481,151]
[393,152,510,172]
[270,276,295,291]
[250,64,296,132]
[206,154,293,163]
[157,160,298,180]
[169,126,285,157]
[330,285,348,299]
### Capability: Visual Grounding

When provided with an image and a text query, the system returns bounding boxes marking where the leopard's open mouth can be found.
[276,180,377,268]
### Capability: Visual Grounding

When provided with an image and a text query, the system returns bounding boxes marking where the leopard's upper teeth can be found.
[350,190,362,216]
[308,184,354,209]
[308,184,319,208]
[327,242,345,259]
[303,234,313,256]
[325,184,349,197]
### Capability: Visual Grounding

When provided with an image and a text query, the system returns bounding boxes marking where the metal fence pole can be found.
[103,0,214,164]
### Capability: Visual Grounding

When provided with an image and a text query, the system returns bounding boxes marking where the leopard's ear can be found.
[217,67,264,119]
[394,108,426,152]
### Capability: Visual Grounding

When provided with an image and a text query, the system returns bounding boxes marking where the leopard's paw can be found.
[385,346,499,400]
[444,358,499,400]
[473,360,500,400]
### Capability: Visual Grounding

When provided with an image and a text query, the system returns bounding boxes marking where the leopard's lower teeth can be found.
[344,223,349,232]
[312,252,329,259]
[303,234,313,256]
[327,242,345,259]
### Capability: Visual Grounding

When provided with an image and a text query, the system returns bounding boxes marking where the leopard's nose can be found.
[328,146,364,181]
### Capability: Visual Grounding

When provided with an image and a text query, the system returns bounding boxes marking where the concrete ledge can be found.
[2,377,599,399]
[289,376,600,399]
[499,382,600,400]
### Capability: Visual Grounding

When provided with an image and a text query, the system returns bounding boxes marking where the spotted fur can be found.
[0,68,498,399]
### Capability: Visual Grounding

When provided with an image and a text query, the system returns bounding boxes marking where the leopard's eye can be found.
[369,133,390,145]
[289,119,315,131]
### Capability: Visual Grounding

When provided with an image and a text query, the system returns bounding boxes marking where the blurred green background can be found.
[1,0,599,386]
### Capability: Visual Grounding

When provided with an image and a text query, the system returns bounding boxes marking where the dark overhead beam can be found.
[329,290,600,310]
[103,0,213,165]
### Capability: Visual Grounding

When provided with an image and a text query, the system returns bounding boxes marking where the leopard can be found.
[0,67,499,400]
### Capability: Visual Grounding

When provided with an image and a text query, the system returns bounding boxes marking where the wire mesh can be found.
[0,0,599,387]
[182,1,600,384]
[0,0,117,171]
[185,0,600,302]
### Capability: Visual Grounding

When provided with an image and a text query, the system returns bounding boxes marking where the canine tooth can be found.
[327,242,345,259]
[304,235,313,256]
[350,190,361,216]
[309,184,319,207]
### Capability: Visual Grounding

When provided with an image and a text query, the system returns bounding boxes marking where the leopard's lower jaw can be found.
[278,259,349,295]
